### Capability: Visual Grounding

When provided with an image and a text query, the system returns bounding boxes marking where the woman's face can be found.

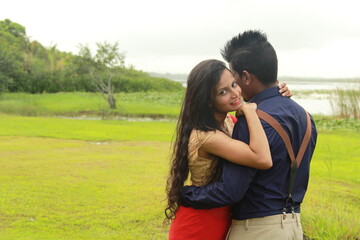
[212,69,242,113]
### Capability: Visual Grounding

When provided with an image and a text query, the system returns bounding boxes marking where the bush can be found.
[112,68,183,93]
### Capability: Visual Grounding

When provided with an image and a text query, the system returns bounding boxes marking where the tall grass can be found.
[330,80,360,119]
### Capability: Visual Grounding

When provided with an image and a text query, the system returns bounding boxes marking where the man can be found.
[180,30,317,239]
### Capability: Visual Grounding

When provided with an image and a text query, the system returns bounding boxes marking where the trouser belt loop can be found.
[281,214,285,229]
[295,213,300,227]
[282,207,287,220]
[291,206,295,219]
[245,219,249,231]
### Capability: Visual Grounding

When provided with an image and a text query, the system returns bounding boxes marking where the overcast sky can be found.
[1,0,360,78]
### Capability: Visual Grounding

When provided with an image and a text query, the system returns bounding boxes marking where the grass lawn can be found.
[302,131,360,239]
[0,92,183,118]
[0,114,176,142]
[0,114,359,239]
[0,136,171,240]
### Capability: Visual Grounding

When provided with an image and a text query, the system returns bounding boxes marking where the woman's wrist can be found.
[242,106,256,114]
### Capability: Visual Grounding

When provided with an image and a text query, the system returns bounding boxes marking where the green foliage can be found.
[0,19,183,94]
[0,21,28,91]
[95,41,125,68]
[114,68,184,92]
[314,116,360,132]
[0,19,26,39]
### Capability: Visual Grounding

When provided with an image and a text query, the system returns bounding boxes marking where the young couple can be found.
[165,30,317,240]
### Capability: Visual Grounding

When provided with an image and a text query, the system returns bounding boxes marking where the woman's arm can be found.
[201,103,272,170]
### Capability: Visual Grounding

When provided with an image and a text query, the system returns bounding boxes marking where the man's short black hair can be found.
[221,30,278,86]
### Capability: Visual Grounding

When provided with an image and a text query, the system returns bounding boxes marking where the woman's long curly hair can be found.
[164,59,228,223]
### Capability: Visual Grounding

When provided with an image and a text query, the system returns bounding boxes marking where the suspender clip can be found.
[291,206,295,218]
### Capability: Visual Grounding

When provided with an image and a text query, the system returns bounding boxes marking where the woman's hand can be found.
[278,82,293,98]
[236,103,257,118]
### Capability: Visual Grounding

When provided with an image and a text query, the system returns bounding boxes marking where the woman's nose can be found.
[231,88,240,98]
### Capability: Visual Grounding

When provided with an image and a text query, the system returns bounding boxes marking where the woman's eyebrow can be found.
[216,86,229,92]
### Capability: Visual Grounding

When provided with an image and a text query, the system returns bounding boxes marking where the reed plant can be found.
[330,80,360,119]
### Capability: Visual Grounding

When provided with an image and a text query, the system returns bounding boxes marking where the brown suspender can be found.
[256,109,312,214]
[256,110,312,168]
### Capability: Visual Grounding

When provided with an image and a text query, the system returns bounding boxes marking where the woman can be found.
[165,59,291,240]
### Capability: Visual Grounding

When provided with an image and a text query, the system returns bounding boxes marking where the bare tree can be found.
[78,41,125,109]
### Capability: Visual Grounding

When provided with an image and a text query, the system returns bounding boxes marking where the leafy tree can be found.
[0,27,27,91]
[0,19,26,39]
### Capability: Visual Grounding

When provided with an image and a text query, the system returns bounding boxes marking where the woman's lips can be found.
[230,99,241,105]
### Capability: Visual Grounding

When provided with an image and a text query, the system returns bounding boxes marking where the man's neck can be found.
[252,82,277,96]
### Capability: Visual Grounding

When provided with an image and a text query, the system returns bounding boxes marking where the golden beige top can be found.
[188,114,235,186]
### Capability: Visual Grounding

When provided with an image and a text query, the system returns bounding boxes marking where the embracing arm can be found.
[202,103,272,169]
[278,82,293,97]
[180,160,257,209]
[180,115,259,209]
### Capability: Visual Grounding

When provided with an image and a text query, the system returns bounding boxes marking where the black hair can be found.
[165,59,227,222]
[221,30,278,86]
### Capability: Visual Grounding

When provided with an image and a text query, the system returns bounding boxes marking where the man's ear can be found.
[242,70,252,86]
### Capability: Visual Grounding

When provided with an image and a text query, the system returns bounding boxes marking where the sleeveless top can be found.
[188,114,235,186]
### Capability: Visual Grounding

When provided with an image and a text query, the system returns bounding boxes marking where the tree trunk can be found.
[107,94,116,109]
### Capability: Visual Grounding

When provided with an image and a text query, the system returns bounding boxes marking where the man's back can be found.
[232,87,317,219]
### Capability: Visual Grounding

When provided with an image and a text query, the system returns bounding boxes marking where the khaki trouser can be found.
[226,213,303,240]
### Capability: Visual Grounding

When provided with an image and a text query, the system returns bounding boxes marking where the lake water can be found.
[292,95,333,116]
[289,82,336,115]
[177,80,356,116]
[288,81,359,115]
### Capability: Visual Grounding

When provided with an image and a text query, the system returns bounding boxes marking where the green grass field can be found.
[0,114,176,240]
[302,131,360,239]
[0,92,359,239]
[0,92,183,118]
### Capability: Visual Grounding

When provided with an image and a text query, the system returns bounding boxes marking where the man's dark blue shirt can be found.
[180,87,317,220]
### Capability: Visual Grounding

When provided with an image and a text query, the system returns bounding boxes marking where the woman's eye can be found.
[219,90,227,95]
[232,82,238,88]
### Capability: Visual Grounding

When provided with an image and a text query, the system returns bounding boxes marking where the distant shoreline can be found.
[148,72,360,84]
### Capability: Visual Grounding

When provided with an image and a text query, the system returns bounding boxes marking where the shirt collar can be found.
[249,87,281,104]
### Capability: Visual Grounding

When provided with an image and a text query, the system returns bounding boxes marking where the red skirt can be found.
[169,206,231,240]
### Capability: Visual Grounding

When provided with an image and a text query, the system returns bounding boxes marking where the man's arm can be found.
[180,160,257,209]
[179,116,257,209]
